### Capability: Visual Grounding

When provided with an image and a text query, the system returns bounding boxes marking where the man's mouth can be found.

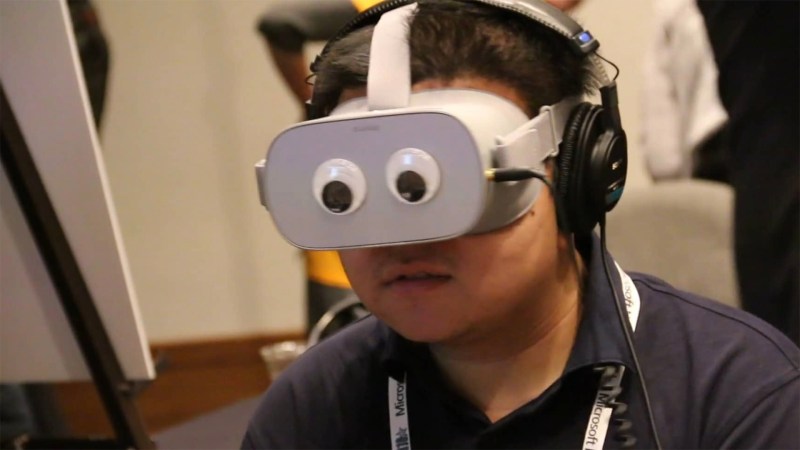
[382,264,453,289]
[395,272,451,282]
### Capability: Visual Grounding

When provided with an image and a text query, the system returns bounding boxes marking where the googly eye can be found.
[386,148,440,204]
[312,159,366,214]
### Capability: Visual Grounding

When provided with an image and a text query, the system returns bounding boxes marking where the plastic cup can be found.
[259,340,306,381]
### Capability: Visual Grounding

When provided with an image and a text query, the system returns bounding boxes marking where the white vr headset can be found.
[255,3,596,250]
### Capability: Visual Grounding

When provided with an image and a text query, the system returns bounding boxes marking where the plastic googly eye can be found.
[386,148,440,204]
[312,159,366,214]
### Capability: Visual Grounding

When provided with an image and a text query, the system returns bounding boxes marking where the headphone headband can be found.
[308,0,614,120]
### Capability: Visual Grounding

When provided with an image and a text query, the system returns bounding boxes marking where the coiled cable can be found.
[595,364,637,448]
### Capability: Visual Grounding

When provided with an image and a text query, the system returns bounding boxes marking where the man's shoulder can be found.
[633,274,800,383]
[243,316,388,448]
[633,272,799,368]
[629,273,800,448]
[255,314,388,411]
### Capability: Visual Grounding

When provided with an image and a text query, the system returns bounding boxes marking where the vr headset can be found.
[255,0,627,250]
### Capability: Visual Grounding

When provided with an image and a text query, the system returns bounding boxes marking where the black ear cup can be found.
[589,124,628,217]
[557,102,628,235]
[557,102,604,234]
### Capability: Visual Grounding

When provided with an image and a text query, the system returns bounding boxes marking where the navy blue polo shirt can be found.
[242,235,800,449]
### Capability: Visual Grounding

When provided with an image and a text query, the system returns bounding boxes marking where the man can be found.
[640,0,729,182]
[244,1,799,448]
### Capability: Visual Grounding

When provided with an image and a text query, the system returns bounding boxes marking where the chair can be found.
[604,179,739,308]
[307,295,370,347]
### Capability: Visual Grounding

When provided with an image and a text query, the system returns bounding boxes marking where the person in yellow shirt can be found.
[256,0,383,331]
[257,0,382,106]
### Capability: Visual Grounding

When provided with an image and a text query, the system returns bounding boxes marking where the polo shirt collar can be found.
[565,233,636,373]
[380,232,637,376]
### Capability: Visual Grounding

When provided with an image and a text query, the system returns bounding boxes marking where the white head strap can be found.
[367,3,418,110]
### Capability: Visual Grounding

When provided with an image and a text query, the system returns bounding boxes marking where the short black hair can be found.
[311,0,596,118]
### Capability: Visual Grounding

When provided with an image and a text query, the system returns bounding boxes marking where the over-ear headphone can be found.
[307,0,627,236]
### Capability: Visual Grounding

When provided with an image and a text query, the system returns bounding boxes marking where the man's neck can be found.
[429,251,585,423]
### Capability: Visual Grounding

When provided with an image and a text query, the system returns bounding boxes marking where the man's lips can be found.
[381,263,452,286]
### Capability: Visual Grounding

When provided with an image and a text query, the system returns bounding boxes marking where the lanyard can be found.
[582,262,639,450]
[387,263,641,450]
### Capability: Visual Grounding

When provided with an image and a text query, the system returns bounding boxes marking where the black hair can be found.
[310,0,597,118]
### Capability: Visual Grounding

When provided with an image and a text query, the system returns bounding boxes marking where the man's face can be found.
[338,77,573,347]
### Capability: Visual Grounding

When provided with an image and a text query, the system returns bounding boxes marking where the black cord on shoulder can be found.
[598,216,663,450]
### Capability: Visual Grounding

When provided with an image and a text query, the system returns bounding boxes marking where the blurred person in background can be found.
[256,0,381,331]
[640,0,728,183]
[69,0,110,128]
[635,0,798,344]
[696,1,799,344]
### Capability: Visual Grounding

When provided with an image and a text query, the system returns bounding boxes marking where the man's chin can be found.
[387,319,463,345]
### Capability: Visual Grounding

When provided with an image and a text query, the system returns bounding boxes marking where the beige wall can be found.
[94,0,654,343]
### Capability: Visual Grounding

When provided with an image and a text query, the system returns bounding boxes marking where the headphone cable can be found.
[486,167,550,186]
[490,167,661,448]
[599,216,662,450]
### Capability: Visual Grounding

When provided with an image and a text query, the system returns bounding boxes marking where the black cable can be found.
[596,52,620,82]
[488,167,567,231]
[487,167,551,187]
[599,216,663,450]
[492,168,661,447]
[595,364,636,447]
